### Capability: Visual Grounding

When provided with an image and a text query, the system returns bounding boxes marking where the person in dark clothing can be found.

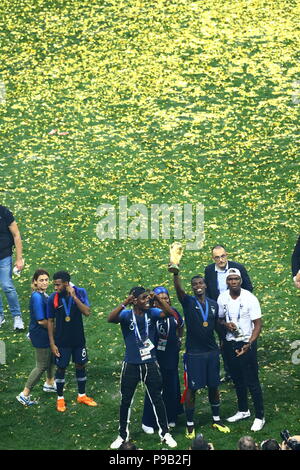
[47,271,97,412]
[291,236,300,288]
[169,263,230,439]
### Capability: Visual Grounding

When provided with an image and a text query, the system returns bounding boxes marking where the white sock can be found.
[213,416,220,422]
[187,422,194,427]
[57,396,64,400]
[78,393,86,397]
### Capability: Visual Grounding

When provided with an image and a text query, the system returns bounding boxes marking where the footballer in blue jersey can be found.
[108,286,178,450]
[47,271,97,412]
[142,286,184,433]
[169,263,230,438]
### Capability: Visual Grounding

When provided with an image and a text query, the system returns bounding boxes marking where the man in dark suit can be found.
[204,244,253,382]
[291,236,300,289]
[204,245,253,301]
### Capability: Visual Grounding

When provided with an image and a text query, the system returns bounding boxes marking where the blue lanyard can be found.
[194,297,209,323]
[62,296,73,319]
[132,310,149,344]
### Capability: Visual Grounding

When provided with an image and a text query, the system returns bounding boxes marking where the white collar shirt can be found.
[217,288,261,342]
[215,262,229,293]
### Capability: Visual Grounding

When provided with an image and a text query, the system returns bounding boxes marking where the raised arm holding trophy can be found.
[167,242,230,438]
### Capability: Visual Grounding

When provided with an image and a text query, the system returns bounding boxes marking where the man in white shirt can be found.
[217,268,265,432]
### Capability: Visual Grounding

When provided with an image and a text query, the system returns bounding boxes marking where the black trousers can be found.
[142,367,183,428]
[224,340,264,419]
[119,361,169,440]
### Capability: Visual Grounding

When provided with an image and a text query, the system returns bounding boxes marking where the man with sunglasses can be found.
[204,245,253,382]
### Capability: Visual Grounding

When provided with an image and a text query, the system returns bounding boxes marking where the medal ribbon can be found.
[224,293,241,323]
[131,310,149,345]
[194,297,209,324]
[62,296,73,320]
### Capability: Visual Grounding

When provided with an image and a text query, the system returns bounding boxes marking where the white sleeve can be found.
[248,293,262,320]
[217,294,225,318]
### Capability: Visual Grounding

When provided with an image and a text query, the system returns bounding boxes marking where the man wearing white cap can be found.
[217,268,265,432]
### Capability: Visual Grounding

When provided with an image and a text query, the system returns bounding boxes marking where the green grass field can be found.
[0,0,299,451]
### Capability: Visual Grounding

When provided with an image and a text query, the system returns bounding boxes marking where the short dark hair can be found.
[32,269,50,283]
[191,275,204,282]
[53,271,71,283]
[191,434,211,450]
[129,286,146,298]
[118,440,137,450]
[261,439,281,450]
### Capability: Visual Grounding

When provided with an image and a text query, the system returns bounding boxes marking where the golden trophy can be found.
[169,242,184,270]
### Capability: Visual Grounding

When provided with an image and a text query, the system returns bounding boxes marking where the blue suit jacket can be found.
[204,260,253,301]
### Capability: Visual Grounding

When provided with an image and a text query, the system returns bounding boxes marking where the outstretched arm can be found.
[168,264,186,302]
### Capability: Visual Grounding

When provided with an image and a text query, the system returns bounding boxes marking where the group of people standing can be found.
[16,269,97,411]
[1,203,299,449]
[108,244,266,449]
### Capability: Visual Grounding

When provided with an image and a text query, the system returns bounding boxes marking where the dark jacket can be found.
[204,260,253,301]
[291,236,300,277]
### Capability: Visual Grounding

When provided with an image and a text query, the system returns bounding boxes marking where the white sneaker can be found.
[227,410,251,422]
[142,423,154,434]
[161,432,177,448]
[13,316,25,331]
[251,417,265,432]
[0,315,5,327]
[43,382,57,393]
[110,436,126,449]
[16,393,38,406]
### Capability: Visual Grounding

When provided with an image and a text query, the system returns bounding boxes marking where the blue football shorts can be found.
[185,350,220,390]
[55,346,88,368]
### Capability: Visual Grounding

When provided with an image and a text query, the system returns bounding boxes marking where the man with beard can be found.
[168,264,230,439]
[47,271,97,412]
[217,268,265,432]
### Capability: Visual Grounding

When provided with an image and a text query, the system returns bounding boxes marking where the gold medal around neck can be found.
[65,316,71,322]
[203,321,208,327]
